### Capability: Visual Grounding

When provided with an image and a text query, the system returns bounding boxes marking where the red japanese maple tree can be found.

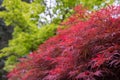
[8,5,120,80]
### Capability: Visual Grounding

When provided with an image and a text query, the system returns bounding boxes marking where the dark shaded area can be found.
[0,0,13,80]
[0,19,13,49]
[22,0,34,3]
[0,0,5,11]
[0,59,7,80]
[0,0,3,5]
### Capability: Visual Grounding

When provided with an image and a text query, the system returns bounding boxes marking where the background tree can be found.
[0,0,58,72]
[40,0,114,25]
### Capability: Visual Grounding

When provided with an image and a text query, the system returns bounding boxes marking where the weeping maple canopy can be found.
[8,5,120,80]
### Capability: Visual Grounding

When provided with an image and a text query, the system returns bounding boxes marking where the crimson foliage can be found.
[8,5,120,80]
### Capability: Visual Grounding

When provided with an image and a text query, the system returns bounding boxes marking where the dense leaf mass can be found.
[8,5,120,80]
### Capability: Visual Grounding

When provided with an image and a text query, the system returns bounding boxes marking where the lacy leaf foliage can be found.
[8,5,120,80]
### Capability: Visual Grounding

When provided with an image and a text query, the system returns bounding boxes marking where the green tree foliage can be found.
[2,24,57,71]
[0,0,58,71]
[0,0,44,26]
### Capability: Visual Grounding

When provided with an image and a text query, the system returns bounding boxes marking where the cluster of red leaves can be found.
[8,5,120,80]
[61,5,90,26]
